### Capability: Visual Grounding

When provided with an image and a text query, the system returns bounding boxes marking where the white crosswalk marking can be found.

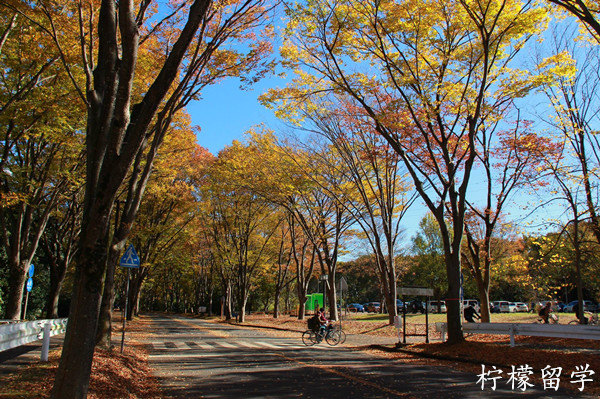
[279,342,306,349]
[198,342,212,350]
[215,341,237,348]
[238,341,261,348]
[152,342,168,350]
[192,341,212,350]
[253,341,280,349]
[151,339,336,351]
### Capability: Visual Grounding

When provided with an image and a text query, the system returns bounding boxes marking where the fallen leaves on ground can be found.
[0,343,163,398]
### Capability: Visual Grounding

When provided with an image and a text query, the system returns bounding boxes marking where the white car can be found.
[493,301,517,313]
[499,302,517,313]
[427,300,447,313]
[515,302,529,312]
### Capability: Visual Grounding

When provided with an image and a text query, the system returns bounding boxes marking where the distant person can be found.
[539,302,552,323]
[464,304,480,323]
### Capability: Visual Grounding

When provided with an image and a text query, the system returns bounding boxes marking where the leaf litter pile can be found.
[0,333,163,398]
[1,313,599,397]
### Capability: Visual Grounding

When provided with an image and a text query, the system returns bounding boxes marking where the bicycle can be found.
[302,324,343,346]
[329,324,347,344]
[568,312,599,325]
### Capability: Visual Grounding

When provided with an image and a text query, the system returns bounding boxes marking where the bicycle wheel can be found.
[338,330,347,344]
[568,320,580,325]
[302,330,316,346]
[326,330,341,346]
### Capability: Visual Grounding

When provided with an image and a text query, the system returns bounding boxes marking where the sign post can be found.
[120,244,140,353]
[22,265,34,320]
[399,286,434,344]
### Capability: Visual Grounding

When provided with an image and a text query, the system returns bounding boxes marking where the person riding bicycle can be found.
[539,302,552,324]
[317,308,329,336]
[464,304,480,323]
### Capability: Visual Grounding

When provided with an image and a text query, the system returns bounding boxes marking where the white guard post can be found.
[41,322,51,361]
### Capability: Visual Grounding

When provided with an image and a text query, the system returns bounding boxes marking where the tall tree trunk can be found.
[128,272,145,320]
[4,205,52,319]
[6,260,27,319]
[46,261,67,319]
[273,286,281,318]
[51,220,111,398]
[444,251,463,344]
[96,246,121,347]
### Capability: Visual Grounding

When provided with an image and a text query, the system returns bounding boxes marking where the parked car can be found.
[462,299,480,313]
[427,300,447,313]
[515,302,529,312]
[365,302,381,313]
[406,300,425,314]
[492,301,516,313]
[396,299,405,313]
[490,301,500,313]
[556,302,567,312]
[565,300,598,313]
[490,301,503,313]
[500,301,517,313]
[347,303,364,312]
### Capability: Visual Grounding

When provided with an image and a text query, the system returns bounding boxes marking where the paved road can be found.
[0,335,64,377]
[139,314,586,398]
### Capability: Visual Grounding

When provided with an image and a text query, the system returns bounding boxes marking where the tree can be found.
[199,142,282,322]
[264,0,550,343]
[287,214,317,319]
[124,122,209,320]
[282,141,355,321]
[461,114,555,321]
[40,193,82,318]
[271,221,294,318]
[244,131,353,320]
[548,0,600,43]
[0,5,85,320]
[1,0,277,396]
[410,214,447,302]
[93,0,276,347]
[537,20,600,322]
[337,255,380,304]
[298,102,416,324]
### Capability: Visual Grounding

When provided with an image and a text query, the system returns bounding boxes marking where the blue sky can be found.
[188,78,281,155]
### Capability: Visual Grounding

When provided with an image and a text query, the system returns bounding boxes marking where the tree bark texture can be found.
[51,0,212,396]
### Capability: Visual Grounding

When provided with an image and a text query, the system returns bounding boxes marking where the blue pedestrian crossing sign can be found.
[120,244,140,268]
